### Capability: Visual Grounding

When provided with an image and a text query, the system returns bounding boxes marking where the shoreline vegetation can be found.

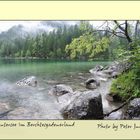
[0,20,140,119]
[0,57,111,62]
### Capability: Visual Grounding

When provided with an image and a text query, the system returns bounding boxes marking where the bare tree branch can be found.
[135,20,140,39]
[114,20,125,32]
[104,96,133,117]
[124,20,132,43]
[96,21,107,30]
[114,20,132,43]
[91,29,126,39]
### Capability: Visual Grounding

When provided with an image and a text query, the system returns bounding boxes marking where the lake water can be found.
[0,59,117,119]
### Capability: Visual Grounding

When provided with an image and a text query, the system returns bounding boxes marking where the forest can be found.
[0,21,128,60]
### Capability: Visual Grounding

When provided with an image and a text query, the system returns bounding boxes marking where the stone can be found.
[85,78,100,89]
[49,84,73,97]
[106,94,114,102]
[58,91,82,109]
[89,65,104,73]
[7,107,36,119]
[61,91,103,119]
[0,102,10,113]
[16,76,37,87]
[0,102,12,119]
[107,93,122,102]
[111,71,120,78]
[126,98,140,119]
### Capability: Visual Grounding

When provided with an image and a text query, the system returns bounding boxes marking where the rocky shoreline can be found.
[48,60,140,120]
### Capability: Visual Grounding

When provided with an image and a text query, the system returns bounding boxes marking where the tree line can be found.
[0,21,128,60]
[0,24,83,59]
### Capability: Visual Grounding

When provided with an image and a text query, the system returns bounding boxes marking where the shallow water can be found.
[0,59,123,120]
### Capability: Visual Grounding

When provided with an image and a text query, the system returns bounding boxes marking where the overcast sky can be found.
[0,21,105,33]
[0,21,42,32]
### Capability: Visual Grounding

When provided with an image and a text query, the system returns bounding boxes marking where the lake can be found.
[0,59,113,119]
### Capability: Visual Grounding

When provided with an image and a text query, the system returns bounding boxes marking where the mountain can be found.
[0,25,29,42]
[0,21,78,42]
[41,21,79,29]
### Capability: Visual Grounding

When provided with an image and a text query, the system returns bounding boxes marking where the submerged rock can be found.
[46,80,60,85]
[7,107,37,119]
[126,98,140,119]
[61,91,103,120]
[0,102,12,119]
[0,102,10,113]
[16,76,37,87]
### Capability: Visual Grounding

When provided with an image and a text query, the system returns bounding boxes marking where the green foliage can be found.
[15,52,20,57]
[26,50,31,57]
[108,36,128,60]
[110,70,140,100]
[110,40,140,100]
[65,32,110,60]
[79,21,93,33]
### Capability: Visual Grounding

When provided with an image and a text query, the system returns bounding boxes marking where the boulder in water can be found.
[0,102,11,119]
[61,91,103,119]
[85,78,100,89]
[7,107,36,119]
[0,102,10,113]
[89,65,104,74]
[16,76,37,87]
[49,84,73,97]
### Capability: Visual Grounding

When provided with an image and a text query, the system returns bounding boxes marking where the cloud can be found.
[0,21,78,33]
[0,21,106,33]
[0,21,41,33]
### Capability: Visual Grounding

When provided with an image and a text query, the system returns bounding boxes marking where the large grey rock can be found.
[126,98,140,119]
[58,91,82,109]
[61,91,103,120]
